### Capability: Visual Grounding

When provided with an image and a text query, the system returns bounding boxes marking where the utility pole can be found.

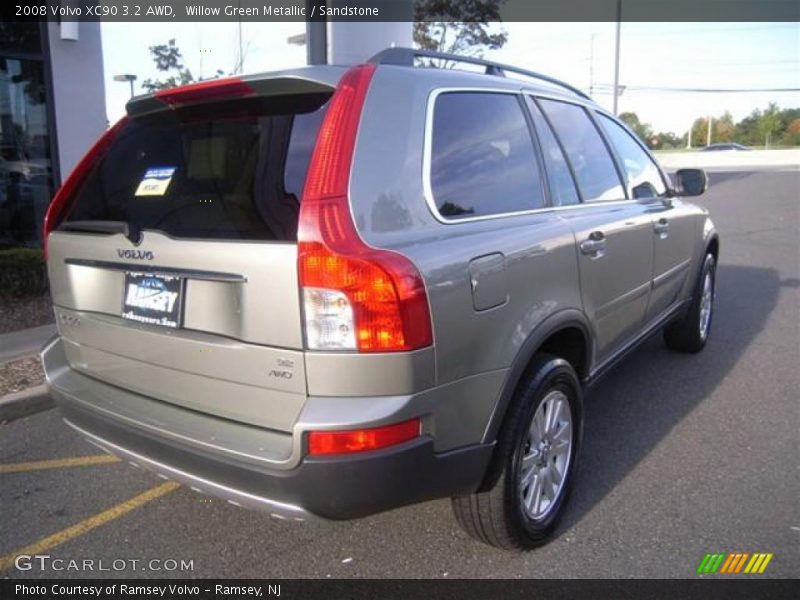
[706,115,712,146]
[236,0,244,73]
[306,0,327,65]
[612,0,622,115]
[687,122,692,149]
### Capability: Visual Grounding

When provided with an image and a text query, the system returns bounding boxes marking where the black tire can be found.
[664,253,716,353]
[451,354,583,550]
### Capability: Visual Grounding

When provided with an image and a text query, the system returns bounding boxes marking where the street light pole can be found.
[113,74,138,99]
[612,0,622,115]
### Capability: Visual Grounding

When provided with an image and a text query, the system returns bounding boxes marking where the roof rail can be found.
[368,47,591,101]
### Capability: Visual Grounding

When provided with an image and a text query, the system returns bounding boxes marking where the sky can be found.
[101,21,799,135]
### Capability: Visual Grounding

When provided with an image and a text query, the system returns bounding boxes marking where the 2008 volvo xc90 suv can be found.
[42,48,718,549]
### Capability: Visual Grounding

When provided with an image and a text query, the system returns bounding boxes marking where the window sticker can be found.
[135,166,176,196]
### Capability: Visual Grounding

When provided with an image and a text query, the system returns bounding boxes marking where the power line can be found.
[621,23,799,37]
[591,84,800,93]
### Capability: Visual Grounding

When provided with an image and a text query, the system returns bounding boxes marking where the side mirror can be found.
[674,168,708,197]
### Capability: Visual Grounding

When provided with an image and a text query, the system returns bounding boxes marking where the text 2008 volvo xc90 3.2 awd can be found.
[41,48,718,549]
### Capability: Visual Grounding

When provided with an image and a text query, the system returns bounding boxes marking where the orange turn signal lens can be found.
[307,418,421,456]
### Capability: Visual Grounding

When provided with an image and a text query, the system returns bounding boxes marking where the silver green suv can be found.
[41,48,718,549]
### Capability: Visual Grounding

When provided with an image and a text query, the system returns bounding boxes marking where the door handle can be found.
[580,231,607,257]
[654,218,670,235]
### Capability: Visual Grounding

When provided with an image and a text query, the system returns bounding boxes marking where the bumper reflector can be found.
[308,418,421,456]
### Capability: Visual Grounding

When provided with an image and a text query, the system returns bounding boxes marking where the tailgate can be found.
[48,232,306,431]
[45,74,337,432]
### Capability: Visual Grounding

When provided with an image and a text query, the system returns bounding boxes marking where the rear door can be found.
[46,79,333,433]
[532,97,654,364]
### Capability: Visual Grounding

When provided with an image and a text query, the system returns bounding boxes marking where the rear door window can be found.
[538,99,625,203]
[63,94,329,242]
[597,114,666,199]
[525,97,580,206]
[429,92,545,219]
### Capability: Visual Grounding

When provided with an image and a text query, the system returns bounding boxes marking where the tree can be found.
[759,102,782,148]
[413,0,508,64]
[619,112,653,144]
[780,117,800,146]
[652,131,683,150]
[715,111,735,143]
[689,117,709,148]
[734,109,762,146]
[140,39,196,93]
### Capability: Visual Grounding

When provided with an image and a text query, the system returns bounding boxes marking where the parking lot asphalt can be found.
[1,169,798,579]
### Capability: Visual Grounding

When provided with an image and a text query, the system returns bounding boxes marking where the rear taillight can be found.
[298,64,432,353]
[308,418,421,456]
[42,117,129,259]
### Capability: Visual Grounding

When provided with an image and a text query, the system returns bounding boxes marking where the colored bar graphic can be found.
[758,554,773,573]
[696,553,712,574]
[745,554,760,573]
[698,553,726,573]
[719,552,742,573]
[697,552,772,575]
[711,553,726,573]
[734,553,749,573]
[719,553,736,573]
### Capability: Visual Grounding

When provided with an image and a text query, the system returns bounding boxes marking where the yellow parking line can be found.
[0,455,120,474]
[0,481,180,572]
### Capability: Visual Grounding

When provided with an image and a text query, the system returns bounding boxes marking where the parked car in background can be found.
[701,143,751,151]
[41,47,719,550]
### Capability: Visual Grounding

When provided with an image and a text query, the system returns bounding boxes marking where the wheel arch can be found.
[706,234,720,261]
[476,309,592,491]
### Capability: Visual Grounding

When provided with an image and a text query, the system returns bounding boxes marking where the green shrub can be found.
[0,247,48,298]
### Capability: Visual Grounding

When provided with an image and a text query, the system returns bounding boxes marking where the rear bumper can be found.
[43,337,493,521]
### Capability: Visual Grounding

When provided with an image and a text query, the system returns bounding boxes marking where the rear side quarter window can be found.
[428,92,545,220]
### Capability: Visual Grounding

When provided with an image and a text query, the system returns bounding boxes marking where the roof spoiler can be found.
[125,70,341,117]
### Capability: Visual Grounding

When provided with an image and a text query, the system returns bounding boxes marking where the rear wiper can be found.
[59,220,130,236]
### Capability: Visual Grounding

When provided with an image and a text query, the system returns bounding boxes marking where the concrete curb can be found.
[0,384,54,422]
[0,324,57,365]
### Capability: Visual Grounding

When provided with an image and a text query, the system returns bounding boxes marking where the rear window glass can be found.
[430,92,545,219]
[63,94,329,242]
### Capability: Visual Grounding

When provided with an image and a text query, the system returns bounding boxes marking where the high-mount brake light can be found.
[154,77,255,107]
[298,64,433,353]
[42,117,129,259]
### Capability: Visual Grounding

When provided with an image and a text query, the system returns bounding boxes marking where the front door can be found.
[534,97,654,364]
[646,200,697,321]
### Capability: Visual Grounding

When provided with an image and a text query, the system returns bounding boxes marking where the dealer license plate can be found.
[122,272,184,328]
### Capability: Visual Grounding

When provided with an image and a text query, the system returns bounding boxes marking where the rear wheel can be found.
[452,354,582,550]
[664,253,716,353]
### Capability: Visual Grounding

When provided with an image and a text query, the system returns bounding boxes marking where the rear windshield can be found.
[63,93,330,242]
